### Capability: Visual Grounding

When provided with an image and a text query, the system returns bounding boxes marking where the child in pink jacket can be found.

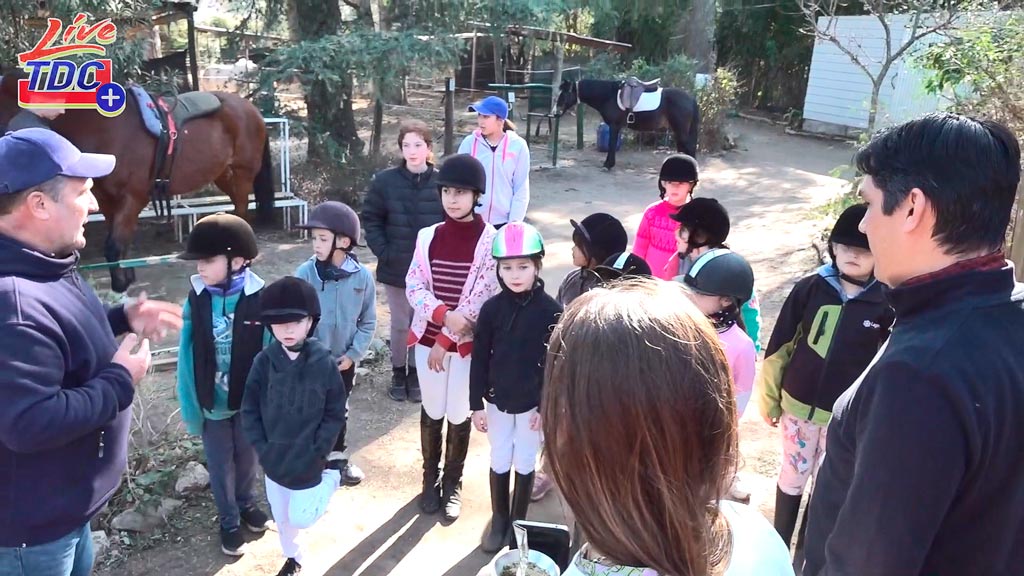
[633,154,699,280]
[406,154,500,523]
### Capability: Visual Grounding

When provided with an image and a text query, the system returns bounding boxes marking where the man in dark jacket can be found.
[0,129,182,576]
[803,113,1024,575]
[360,160,443,401]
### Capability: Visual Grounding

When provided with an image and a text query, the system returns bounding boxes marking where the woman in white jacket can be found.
[458,96,531,227]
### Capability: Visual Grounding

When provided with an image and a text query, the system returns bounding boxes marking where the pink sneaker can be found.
[531,472,555,502]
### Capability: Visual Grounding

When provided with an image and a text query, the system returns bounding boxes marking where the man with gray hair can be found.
[0,128,182,576]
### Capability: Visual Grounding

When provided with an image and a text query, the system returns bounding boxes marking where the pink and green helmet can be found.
[492,221,545,260]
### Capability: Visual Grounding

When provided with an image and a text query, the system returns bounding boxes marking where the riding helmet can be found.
[670,197,731,249]
[681,248,754,305]
[492,221,545,260]
[260,276,321,336]
[595,251,652,282]
[658,154,699,199]
[298,201,362,246]
[437,153,487,195]
[828,203,870,261]
[178,212,259,261]
[570,213,628,266]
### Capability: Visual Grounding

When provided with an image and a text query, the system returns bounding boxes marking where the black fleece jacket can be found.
[805,262,1024,576]
[361,163,443,288]
[470,279,562,413]
[241,338,346,490]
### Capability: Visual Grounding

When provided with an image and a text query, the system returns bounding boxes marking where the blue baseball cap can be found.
[467,96,509,120]
[0,128,115,195]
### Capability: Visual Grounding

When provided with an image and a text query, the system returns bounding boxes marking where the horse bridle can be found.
[556,79,579,118]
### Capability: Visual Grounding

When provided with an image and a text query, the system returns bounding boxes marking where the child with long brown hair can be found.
[543,278,793,576]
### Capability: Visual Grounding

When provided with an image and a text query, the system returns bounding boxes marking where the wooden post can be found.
[470,28,478,90]
[550,39,564,115]
[444,77,455,155]
[185,6,200,92]
[1009,181,1024,281]
[371,98,383,155]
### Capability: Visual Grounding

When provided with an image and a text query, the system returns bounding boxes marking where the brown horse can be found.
[0,71,274,292]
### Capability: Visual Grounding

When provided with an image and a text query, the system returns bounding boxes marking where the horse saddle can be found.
[617,77,663,119]
[128,85,223,220]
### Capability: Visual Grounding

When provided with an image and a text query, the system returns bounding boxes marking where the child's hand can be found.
[445,311,473,338]
[337,356,354,372]
[472,410,488,433]
[529,411,542,432]
[762,411,780,428]
[427,342,447,372]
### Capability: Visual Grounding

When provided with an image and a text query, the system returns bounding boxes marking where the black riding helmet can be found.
[670,197,731,249]
[682,248,754,305]
[437,153,487,195]
[828,203,872,287]
[178,212,259,261]
[658,154,699,199]
[260,276,321,338]
[570,213,628,267]
[595,251,652,282]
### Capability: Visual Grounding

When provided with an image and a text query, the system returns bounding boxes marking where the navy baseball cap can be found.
[0,128,115,195]
[467,96,509,120]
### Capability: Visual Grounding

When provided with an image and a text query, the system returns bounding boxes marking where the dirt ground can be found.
[85,116,855,576]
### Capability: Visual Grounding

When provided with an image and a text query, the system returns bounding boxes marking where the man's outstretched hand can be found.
[125,292,183,341]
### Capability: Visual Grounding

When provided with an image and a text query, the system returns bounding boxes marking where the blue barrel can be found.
[597,122,623,152]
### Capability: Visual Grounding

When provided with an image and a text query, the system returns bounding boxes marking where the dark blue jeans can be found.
[202,413,258,530]
[0,522,93,576]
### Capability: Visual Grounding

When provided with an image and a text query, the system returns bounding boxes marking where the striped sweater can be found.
[406,216,500,356]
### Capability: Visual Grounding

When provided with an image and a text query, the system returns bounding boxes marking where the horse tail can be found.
[688,96,701,156]
[253,131,275,224]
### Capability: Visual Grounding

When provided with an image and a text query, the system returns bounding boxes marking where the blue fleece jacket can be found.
[0,234,133,547]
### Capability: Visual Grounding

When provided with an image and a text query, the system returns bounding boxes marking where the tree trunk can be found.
[492,34,505,86]
[550,40,564,115]
[683,0,717,73]
[291,0,364,161]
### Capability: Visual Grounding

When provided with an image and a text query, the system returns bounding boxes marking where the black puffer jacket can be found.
[361,163,444,287]
[470,279,563,414]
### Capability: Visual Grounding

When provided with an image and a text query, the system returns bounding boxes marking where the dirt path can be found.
[92,118,854,576]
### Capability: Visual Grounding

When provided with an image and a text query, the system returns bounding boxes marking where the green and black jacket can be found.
[758,264,894,425]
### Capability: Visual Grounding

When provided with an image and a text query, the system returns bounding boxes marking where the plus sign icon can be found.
[16,13,127,117]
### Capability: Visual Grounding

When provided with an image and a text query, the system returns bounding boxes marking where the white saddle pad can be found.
[617,88,663,113]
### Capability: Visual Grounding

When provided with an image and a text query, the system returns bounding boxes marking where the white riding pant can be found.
[486,402,542,474]
[414,344,472,425]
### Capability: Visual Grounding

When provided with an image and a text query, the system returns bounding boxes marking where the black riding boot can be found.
[508,471,536,549]
[441,419,472,522]
[774,486,803,551]
[419,409,444,514]
[481,470,511,553]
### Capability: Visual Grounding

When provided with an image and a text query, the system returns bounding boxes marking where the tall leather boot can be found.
[419,409,444,514]
[441,419,472,522]
[792,499,811,571]
[481,470,511,552]
[774,486,803,551]
[508,471,536,549]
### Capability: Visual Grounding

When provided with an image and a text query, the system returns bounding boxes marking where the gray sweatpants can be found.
[385,283,415,370]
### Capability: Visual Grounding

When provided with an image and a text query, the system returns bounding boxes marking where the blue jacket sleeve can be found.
[345,270,377,361]
[313,358,347,458]
[106,304,131,337]
[175,299,204,436]
[0,321,134,453]
[469,299,496,412]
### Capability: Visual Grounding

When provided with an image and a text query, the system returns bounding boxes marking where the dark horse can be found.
[0,71,274,292]
[555,79,700,170]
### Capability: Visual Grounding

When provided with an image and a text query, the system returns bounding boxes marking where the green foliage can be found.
[918,11,1024,137]
[628,53,698,92]
[261,28,461,97]
[716,1,817,112]
[696,68,738,152]
[590,0,690,63]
